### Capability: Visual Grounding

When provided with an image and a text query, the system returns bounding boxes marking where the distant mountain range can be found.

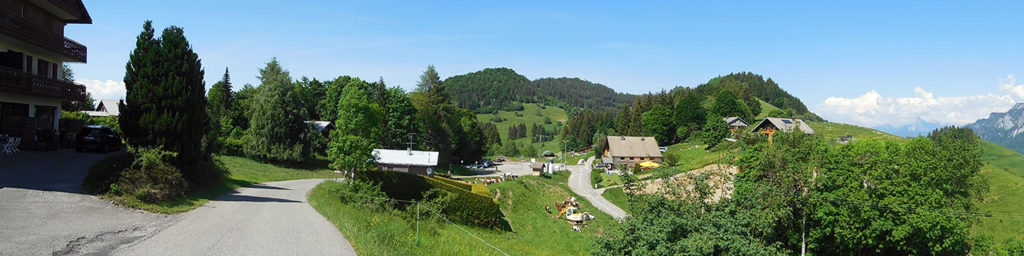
[873,118,943,138]
[965,103,1024,154]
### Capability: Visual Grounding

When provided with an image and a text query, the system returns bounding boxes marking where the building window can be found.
[629,157,634,160]
[25,55,33,73]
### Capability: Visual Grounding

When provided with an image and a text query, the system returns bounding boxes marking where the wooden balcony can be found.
[0,66,86,101]
[0,10,87,63]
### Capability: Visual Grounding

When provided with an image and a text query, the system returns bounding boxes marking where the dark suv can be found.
[76,126,122,152]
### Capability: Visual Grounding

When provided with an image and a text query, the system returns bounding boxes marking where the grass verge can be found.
[602,187,630,215]
[309,172,615,255]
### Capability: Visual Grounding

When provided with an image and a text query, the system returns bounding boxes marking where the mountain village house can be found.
[0,0,91,150]
[604,136,662,169]
[83,99,120,117]
[373,148,439,176]
[750,117,816,135]
[722,116,749,134]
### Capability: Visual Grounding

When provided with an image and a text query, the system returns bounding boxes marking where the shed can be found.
[373,148,439,176]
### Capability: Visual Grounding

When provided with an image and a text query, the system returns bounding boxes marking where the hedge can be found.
[424,177,510,230]
[356,171,509,230]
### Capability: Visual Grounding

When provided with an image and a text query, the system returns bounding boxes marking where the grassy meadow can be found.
[973,141,1024,244]
[476,103,568,159]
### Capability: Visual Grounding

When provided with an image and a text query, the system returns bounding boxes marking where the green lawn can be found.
[755,98,783,120]
[641,141,732,180]
[477,103,568,157]
[601,187,630,215]
[806,121,903,142]
[107,155,334,214]
[309,172,615,256]
[973,141,1024,244]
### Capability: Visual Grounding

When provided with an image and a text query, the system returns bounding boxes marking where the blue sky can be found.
[66,1,1024,127]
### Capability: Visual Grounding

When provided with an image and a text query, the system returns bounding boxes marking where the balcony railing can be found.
[0,66,86,101]
[0,10,87,62]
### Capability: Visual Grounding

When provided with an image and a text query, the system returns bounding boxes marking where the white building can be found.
[0,0,91,148]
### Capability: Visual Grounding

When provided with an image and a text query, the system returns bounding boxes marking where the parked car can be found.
[479,160,495,168]
[495,156,506,162]
[76,126,122,153]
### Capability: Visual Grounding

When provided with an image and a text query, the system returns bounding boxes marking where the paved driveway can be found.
[566,156,628,220]
[113,179,355,256]
[0,149,165,255]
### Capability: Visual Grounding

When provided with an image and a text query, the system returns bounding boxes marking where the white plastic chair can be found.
[11,137,20,153]
[0,137,11,155]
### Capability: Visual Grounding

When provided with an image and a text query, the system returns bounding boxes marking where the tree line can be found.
[596,127,1000,255]
[442,68,636,114]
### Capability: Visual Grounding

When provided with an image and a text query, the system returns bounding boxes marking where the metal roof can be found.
[605,136,662,158]
[750,117,815,135]
[373,149,439,167]
[722,116,749,127]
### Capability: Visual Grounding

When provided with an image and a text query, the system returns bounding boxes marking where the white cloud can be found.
[815,85,1017,127]
[75,79,126,101]
[1000,75,1024,100]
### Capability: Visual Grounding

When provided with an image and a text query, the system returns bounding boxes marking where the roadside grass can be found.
[597,173,624,188]
[806,121,903,142]
[972,141,1024,244]
[601,187,630,215]
[309,171,614,256]
[96,155,334,214]
[477,103,568,157]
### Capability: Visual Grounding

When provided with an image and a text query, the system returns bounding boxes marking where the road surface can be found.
[113,179,356,256]
[0,149,165,256]
[566,157,628,220]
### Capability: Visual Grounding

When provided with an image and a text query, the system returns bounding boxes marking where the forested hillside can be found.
[443,68,536,113]
[532,77,636,111]
[686,72,822,121]
[443,68,636,113]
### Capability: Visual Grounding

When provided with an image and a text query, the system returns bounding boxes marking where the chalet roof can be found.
[606,136,662,158]
[530,162,546,169]
[723,116,749,127]
[373,149,439,167]
[750,117,815,135]
[304,121,333,133]
[86,99,121,117]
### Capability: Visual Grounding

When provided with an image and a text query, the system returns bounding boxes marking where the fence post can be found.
[415,199,420,245]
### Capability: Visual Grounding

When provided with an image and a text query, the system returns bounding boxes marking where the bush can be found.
[424,177,509,230]
[114,147,187,203]
[82,152,133,194]
[355,171,508,230]
[331,179,391,211]
[219,137,245,156]
[591,169,603,187]
[664,152,679,166]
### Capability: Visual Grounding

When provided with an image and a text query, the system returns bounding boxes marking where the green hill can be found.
[684,72,823,121]
[476,103,568,158]
[443,68,636,113]
[805,121,903,141]
[974,141,1024,243]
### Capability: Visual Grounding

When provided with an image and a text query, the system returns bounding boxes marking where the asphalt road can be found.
[113,179,355,256]
[566,157,628,220]
[0,149,165,256]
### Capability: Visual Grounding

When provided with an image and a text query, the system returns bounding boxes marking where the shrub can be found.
[591,169,603,187]
[424,177,509,230]
[664,152,679,166]
[331,179,391,211]
[82,152,133,194]
[115,147,187,203]
[219,137,245,156]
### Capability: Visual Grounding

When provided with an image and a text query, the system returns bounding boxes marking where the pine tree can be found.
[120,21,211,182]
[244,58,310,162]
[207,68,233,137]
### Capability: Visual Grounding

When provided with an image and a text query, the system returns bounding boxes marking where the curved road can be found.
[567,157,628,220]
[113,179,356,256]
